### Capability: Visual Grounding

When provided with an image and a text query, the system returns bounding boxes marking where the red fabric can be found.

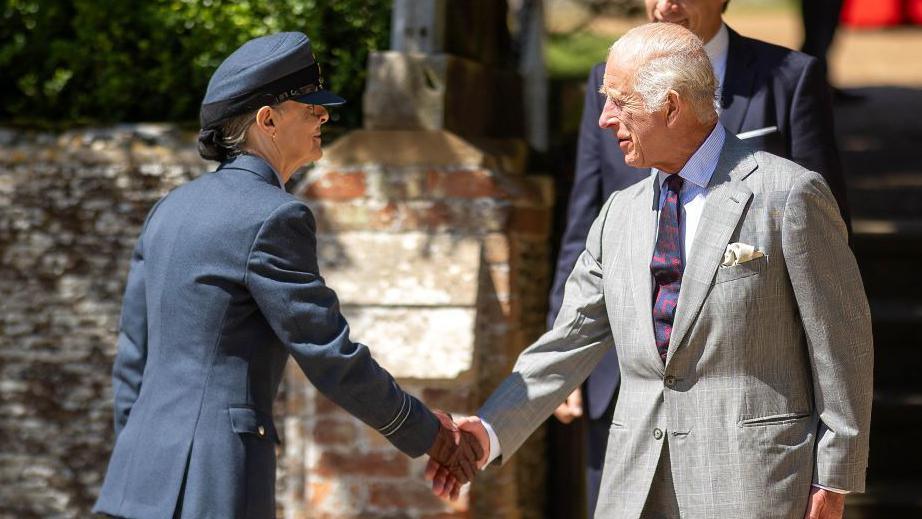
[842,0,903,27]
[909,0,922,23]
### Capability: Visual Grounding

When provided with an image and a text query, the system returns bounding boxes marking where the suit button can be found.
[664,376,676,388]
[653,428,663,440]
[257,425,266,438]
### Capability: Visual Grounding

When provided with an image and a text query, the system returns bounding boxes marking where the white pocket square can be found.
[721,242,765,267]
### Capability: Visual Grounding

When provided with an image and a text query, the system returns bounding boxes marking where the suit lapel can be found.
[665,137,756,365]
[628,172,666,372]
[719,28,756,134]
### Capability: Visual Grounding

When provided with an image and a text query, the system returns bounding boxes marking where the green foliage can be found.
[0,0,391,127]
[545,31,613,80]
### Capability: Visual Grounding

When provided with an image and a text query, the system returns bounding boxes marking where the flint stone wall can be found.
[0,125,206,517]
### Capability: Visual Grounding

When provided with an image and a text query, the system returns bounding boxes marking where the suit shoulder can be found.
[619,174,653,198]
[597,173,650,217]
[741,35,817,75]
[749,150,822,192]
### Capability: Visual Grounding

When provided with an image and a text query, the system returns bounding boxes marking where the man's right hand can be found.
[426,415,490,500]
[425,410,483,500]
[553,388,583,424]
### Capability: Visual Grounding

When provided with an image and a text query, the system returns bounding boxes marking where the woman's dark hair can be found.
[197,109,259,161]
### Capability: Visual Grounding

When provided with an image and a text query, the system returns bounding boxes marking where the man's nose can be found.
[599,100,618,129]
[655,0,680,17]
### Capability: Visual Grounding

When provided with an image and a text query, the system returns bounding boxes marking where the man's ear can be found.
[664,90,681,126]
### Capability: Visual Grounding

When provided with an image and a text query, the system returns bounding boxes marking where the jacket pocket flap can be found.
[738,411,810,427]
[229,407,280,443]
[716,255,767,284]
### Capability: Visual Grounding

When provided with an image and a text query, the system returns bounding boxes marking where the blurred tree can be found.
[0,0,391,127]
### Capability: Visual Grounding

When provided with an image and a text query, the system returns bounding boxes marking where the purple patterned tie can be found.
[651,174,684,363]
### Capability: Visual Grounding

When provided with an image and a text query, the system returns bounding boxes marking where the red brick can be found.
[368,481,457,512]
[314,450,410,478]
[310,480,367,517]
[312,418,357,446]
[308,480,333,508]
[304,171,366,200]
[483,264,511,295]
[482,233,510,264]
[434,170,507,199]
[422,201,455,228]
[421,512,471,519]
[421,387,472,413]
[314,394,341,415]
[365,424,392,449]
[508,206,551,235]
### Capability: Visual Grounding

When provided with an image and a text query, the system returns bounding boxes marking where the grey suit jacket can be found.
[480,133,872,519]
[93,154,437,519]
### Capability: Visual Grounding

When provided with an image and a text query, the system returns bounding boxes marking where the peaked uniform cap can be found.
[200,31,344,128]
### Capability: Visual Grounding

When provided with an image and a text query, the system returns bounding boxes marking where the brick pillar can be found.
[286,128,553,518]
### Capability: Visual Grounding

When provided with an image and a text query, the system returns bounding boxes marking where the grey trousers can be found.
[641,440,681,519]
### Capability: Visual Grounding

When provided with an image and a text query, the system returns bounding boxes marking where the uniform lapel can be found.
[665,137,756,365]
[719,27,756,135]
[628,172,666,372]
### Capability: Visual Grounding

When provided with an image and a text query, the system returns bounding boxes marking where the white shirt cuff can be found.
[480,417,502,468]
[812,483,849,494]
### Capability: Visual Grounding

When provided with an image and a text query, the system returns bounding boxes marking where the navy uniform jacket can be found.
[548,27,849,420]
[93,154,437,519]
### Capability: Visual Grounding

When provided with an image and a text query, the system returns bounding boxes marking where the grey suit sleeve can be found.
[112,236,148,439]
[480,195,617,464]
[245,201,438,457]
[782,171,872,492]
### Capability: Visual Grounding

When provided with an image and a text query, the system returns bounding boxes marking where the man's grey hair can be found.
[608,23,718,123]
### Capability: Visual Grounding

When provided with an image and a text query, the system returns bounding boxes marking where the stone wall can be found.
[0,126,554,518]
[0,126,206,517]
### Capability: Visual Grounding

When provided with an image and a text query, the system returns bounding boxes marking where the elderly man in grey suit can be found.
[432,22,872,519]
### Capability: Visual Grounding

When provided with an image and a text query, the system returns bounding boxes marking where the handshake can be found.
[424,411,491,500]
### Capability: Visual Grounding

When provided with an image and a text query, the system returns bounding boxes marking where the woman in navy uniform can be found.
[94,32,478,519]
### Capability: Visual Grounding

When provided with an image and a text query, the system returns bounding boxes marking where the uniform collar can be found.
[218,153,286,191]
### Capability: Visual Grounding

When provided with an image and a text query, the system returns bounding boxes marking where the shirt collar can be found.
[704,23,729,70]
[704,23,730,88]
[218,153,287,192]
[655,123,726,190]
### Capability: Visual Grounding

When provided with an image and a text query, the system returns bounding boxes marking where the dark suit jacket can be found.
[93,154,437,519]
[548,26,848,420]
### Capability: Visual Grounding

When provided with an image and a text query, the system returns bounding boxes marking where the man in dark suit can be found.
[801,0,845,82]
[93,32,478,519]
[548,1,849,516]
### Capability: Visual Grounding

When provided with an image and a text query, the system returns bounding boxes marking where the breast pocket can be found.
[715,255,767,284]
